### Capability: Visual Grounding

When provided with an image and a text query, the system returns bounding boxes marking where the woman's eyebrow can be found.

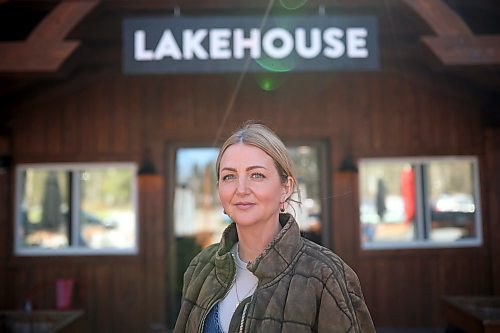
[220,165,267,172]
[220,167,237,173]
[246,165,267,171]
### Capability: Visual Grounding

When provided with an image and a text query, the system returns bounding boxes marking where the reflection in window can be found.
[288,146,322,244]
[19,170,70,249]
[359,163,416,243]
[79,168,136,249]
[174,148,223,249]
[427,161,477,242]
[359,157,482,249]
[16,164,137,255]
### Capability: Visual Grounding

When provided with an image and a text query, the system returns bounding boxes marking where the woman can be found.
[174,122,375,333]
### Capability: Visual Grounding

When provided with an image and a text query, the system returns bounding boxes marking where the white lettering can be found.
[347,28,368,58]
[182,29,208,59]
[233,28,261,59]
[323,27,345,58]
[210,29,231,59]
[133,25,373,63]
[262,28,294,59]
[134,30,154,60]
[154,29,182,60]
[295,28,321,59]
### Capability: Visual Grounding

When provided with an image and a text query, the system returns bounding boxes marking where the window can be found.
[169,143,326,326]
[173,145,325,249]
[15,163,138,255]
[359,157,482,249]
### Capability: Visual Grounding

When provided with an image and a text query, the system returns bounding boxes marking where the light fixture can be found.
[138,149,157,175]
[338,153,358,173]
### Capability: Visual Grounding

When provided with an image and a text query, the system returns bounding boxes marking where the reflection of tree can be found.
[24,170,69,221]
[428,162,473,197]
[174,185,196,236]
[203,164,212,209]
[288,147,320,214]
[83,170,132,208]
[186,162,219,209]
[189,164,202,206]
[40,171,64,231]
[376,178,386,221]
[361,164,405,198]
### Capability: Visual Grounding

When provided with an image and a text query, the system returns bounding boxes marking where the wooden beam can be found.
[0,1,99,73]
[422,35,500,65]
[28,1,98,43]
[402,0,472,36]
[403,0,500,66]
[0,42,79,72]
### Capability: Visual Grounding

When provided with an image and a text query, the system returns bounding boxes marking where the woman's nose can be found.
[236,177,249,194]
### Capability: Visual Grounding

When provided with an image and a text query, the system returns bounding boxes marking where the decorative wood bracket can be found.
[403,0,500,66]
[0,1,99,73]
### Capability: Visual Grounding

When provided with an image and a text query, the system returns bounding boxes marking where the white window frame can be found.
[359,156,483,250]
[15,163,139,256]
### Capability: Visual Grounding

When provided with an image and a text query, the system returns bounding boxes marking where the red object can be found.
[56,278,75,310]
[401,166,415,223]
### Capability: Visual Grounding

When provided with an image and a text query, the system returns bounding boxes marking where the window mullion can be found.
[423,163,433,241]
[14,168,24,254]
[71,170,80,248]
[472,161,483,245]
[414,164,426,242]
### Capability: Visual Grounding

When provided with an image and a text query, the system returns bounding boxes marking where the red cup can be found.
[56,278,75,310]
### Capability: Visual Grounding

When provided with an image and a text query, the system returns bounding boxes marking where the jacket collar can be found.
[215,213,303,286]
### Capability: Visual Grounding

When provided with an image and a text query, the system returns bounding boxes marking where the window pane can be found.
[19,170,70,249]
[359,162,417,244]
[173,146,325,249]
[427,160,477,242]
[79,168,136,249]
[171,145,325,324]
[288,146,322,245]
[173,147,222,317]
[174,148,224,246]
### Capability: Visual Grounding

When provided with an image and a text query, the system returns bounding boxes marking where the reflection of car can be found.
[431,194,475,227]
[80,211,118,229]
[433,194,475,213]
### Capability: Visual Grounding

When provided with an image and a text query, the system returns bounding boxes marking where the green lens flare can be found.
[260,78,275,91]
[279,0,308,10]
[255,56,297,73]
[254,72,288,91]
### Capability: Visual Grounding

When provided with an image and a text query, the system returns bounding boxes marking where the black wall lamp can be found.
[338,153,358,173]
[138,149,157,175]
[0,154,11,173]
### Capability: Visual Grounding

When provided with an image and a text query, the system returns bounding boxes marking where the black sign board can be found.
[122,16,379,74]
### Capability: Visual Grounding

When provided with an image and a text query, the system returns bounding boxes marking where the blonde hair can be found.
[216,121,300,204]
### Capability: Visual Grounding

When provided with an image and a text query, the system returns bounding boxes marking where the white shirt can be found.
[218,243,259,333]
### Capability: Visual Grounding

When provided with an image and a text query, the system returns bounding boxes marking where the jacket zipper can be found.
[198,254,237,333]
[238,293,254,333]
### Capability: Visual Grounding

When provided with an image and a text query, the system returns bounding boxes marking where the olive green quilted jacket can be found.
[174,213,375,333]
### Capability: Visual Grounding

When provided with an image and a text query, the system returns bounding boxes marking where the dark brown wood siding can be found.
[1,66,494,330]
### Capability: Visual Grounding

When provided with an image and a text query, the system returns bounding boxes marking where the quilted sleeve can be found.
[317,263,375,333]
[344,264,375,333]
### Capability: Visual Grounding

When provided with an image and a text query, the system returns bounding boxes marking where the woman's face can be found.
[218,143,291,228]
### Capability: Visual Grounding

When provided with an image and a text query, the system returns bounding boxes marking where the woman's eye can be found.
[251,173,265,179]
[221,174,235,181]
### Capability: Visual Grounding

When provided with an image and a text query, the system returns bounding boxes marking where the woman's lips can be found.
[235,202,255,210]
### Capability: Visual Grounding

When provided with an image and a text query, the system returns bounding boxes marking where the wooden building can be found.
[0,0,499,332]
